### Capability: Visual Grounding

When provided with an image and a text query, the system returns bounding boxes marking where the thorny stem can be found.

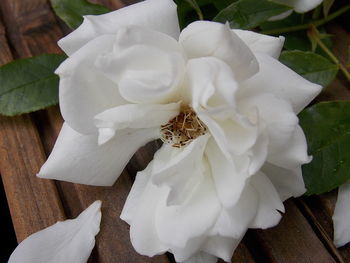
[261,5,350,35]
[308,25,350,83]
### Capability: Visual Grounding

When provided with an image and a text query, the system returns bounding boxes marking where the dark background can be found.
[0,178,17,262]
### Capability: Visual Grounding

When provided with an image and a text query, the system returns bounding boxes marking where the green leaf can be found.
[323,0,335,17]
[0,54,66,116]
[50,0,110,29]
[279,50,338,87]
[312,5,322,20]
[299,101,350,195]
[213,0,291,29]
[213,0,237,10]
[176,0,221,29]
[261,14,333,55]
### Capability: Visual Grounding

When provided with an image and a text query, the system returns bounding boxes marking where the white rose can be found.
[269,0,323,20]
[37,0,322,262]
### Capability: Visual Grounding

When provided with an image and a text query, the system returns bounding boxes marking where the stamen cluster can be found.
[160,105,207,148]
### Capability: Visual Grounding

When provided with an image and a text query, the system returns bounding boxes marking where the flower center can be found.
[160,106,207,148]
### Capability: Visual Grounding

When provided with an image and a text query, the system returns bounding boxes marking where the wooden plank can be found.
[0,19,65,242]
[297,195,347,263]
[250,200,336,263]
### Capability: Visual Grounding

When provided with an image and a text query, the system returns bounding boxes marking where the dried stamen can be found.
[160,106,207,148]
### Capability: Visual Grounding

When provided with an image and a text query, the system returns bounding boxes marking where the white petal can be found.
[262,162,306,201]
[8,201,102,263]
[210,184,258,238]
[333,182,350,247]
[202,235,241,262]
[126,166,169,256]
[272,0,323,12]
[238,93,299,158]
[38,123,158,186]
[155,164,221,248]
[199,113,258,158]
[248,131,269,176]
[171,237,205,262]
[171,228,239,262]
[205,137,250,208]
[120,163,153,224]
[95,103,180,144]
[233,29,285,58]
[186,252,218,263]
[250,173,285,229]
[240,53,322,114]
[179,21,258,81]
[185,57,238,112]
[95,25,186,104]
[268,10,293,21]
[56,34,127,134]
[152,134,210,205]
[59,0,180,56]
[267,125,311,169]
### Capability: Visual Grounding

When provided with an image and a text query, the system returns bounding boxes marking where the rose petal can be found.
[59,0,180,56]
[56,34,127,134]
[38,123,158,186]
[186,252,218,263]
[333,182,350,247]
[120,163,153,224]
[210,184,258,238]
[94,102,180,144]
[250,172,285,229]
[199,113,258,158]
[205,137,250,208]
[272,0,323,12]
[268,10,293,21]
[247,130,269,176]
[8,201,101,263]
[179,21,258,81]
[239,93,299,158]
[267,125,311,169]
[171,237,205,262]
[185,57,238,113]
[262,162,306,201]
[126,166,169,256]
[233,29,285,58]
[240,53,322,114]
[155,162,221,248]
[95,25,186,104]
[202,235,241,262]
[151,134,210,205]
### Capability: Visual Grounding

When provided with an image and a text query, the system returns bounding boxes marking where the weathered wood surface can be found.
[0,0,349,262]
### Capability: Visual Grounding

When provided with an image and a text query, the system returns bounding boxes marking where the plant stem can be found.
[261,5,350,35]
[308,25,350,82]
[186,0,204,20]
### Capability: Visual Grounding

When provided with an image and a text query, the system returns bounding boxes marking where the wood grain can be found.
[0,18,65,242]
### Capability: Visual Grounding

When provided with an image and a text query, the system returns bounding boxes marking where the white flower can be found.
[333,182,350,248]
[269,0,323,21]
[9,201,102,263]
[38,0,322,262]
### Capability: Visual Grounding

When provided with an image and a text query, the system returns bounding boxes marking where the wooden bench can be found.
[0,0,349,262]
